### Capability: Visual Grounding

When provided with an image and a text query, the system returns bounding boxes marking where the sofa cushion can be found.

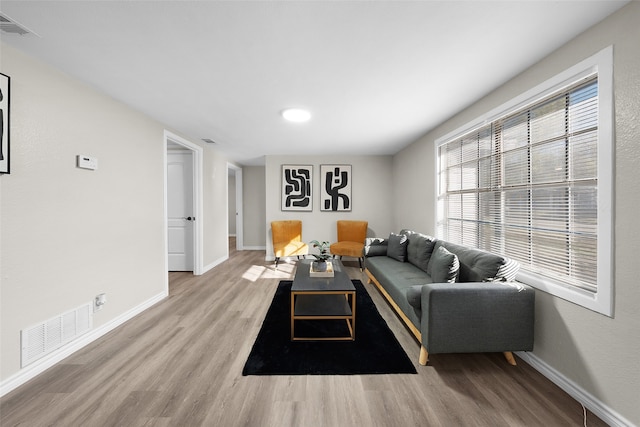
[365,256,430,329]
[428,245,460,283]
[330,241,364,258]
[273,241,308,258]
[436,240,520,282]
[363,237,388,257]
[406,285,422,310]
[387,233,408,262]
[401,230,436,273]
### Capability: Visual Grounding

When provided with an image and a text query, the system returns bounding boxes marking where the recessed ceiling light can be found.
[281,108,311,123]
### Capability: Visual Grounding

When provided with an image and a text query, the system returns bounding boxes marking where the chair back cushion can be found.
[336,220,368,243]
[271,220,302,244]
[271,220,308,257]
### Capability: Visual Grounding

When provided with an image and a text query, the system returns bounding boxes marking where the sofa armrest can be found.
[420,282,534,354]
[363,237,388,258]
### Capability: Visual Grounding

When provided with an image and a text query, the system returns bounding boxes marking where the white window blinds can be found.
[437,76,598,293]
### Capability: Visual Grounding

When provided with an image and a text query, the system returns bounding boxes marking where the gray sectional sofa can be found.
[364,229,534,366]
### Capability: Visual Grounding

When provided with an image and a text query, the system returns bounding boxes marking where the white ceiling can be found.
[0,1,628,166]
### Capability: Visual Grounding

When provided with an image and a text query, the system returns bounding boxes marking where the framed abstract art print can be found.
[320,164,351,212]
[281,165,313,211]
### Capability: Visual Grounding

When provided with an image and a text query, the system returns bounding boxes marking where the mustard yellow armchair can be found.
[330,220,368,270]
[271,220,309,269]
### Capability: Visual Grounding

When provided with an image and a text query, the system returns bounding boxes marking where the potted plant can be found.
[310,240,331,272]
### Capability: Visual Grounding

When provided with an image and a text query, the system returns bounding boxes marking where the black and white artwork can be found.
[0,73,9,174]
[281,165,313,211]
[321,164,351,211]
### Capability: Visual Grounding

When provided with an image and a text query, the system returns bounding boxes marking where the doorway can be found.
[167,150,194,271]
[164,130,203,275]
[227,163,243,251]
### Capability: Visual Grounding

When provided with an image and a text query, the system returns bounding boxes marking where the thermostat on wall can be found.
[76,155,98,170]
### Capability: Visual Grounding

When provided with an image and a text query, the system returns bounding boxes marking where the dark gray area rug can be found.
[242,280,417,375]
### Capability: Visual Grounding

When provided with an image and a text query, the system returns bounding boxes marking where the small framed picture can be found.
[0,73,9,174]
[282,165,313,211]
[321,164,352,211]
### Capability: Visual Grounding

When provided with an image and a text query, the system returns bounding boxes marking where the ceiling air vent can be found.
[202,139,216,144]
[0,13,38,37]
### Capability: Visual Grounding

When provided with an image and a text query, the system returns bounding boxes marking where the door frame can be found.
[227,163,243,251]
[164,130,203,275]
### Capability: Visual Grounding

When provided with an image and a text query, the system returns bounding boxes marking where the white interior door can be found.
[167,151,194,271]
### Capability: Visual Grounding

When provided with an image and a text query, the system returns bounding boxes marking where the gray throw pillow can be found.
[387,233,408,262]
[405,232,437,273]
[363,237,389,258]
[429,246,460,283]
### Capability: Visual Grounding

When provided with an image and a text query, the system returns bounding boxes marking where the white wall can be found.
[228,174,236,235]
[393,3,640,425]
[0,43,166,381]
[202,147,231,270]
[0,43,232,387]
[243,166,266,249]
[265,155,394,260]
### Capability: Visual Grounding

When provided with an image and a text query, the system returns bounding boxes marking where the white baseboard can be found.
[202,255,228,274]
[0,291,168,398]
[516,351,634,427]
[243,245,266,251]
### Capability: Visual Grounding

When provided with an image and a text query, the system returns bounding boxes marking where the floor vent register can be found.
[21,302,93,367]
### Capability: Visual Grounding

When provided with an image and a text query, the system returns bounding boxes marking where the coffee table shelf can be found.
[290,259,356,341]
[294,294,352,317]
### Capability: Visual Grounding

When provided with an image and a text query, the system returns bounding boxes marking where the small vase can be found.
[313,260,327,272]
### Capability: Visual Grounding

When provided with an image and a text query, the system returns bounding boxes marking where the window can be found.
[435,47,613,316]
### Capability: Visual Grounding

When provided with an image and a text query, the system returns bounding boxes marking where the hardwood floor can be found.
[1,238,607,426]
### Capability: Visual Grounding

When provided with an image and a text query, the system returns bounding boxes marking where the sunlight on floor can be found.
[242,261,295,281]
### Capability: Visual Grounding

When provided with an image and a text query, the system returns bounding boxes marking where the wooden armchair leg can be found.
[503,351,517,366]
[419,346,429,366]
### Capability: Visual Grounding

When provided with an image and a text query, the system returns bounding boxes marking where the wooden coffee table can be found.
[290,259,356,341]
